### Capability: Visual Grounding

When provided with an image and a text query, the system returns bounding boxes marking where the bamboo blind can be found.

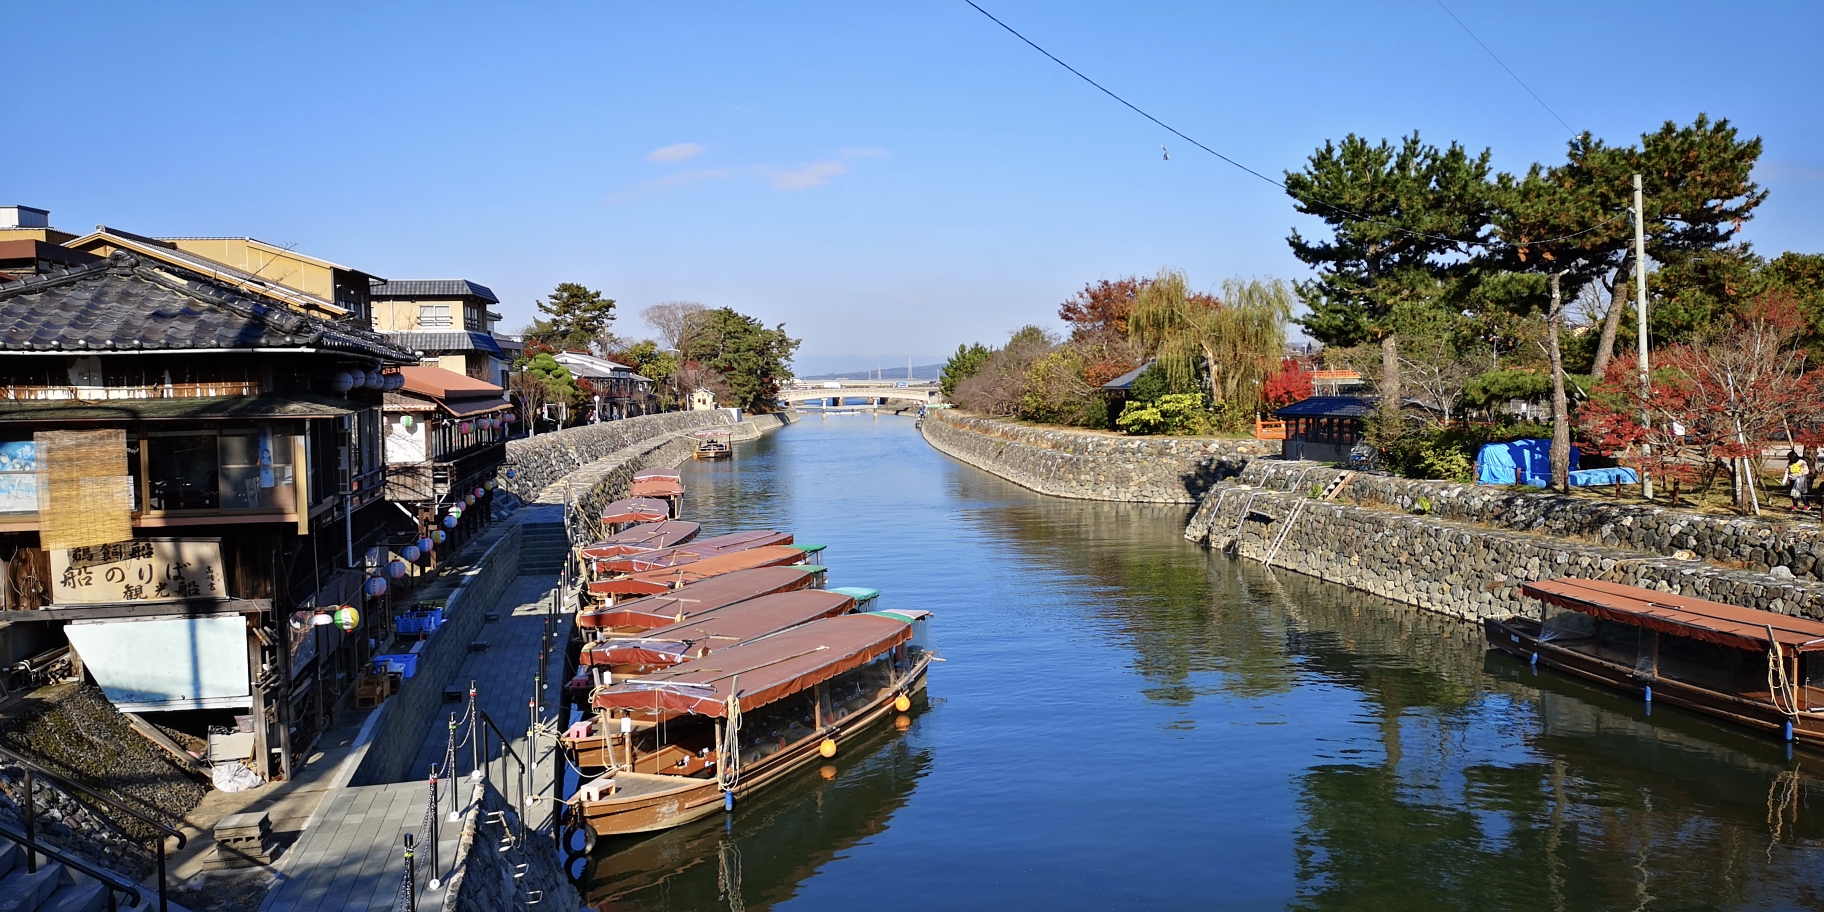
[35,429,133,550]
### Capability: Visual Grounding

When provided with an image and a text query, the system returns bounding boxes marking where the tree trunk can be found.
[1547,272,1572,493]
[1589,252,1634,382]
[1379,332,1401,427]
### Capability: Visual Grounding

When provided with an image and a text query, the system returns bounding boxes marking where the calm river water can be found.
[581,415,1824,911]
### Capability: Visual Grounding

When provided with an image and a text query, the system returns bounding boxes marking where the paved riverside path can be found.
[261,566,576,912]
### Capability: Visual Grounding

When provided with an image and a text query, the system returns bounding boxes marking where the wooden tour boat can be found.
[1486,577,1824,747]
[578,520,700,561]
[586,545,814,602]
[601,497,671,528]
[693,429,733,459]
[564,610,934,841]
[588,530,795,576]
[576,566,822,631]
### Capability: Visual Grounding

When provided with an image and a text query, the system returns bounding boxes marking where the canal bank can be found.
[592,415,1824,911]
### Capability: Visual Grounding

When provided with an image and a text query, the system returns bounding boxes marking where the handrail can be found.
[0,818,144,910]
[0,744,187,847]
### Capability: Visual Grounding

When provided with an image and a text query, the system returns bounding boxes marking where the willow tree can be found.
[1129,270,1292,418]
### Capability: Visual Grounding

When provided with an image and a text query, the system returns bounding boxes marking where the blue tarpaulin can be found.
[1568,466,1639,487]
[1476,439,1580,486]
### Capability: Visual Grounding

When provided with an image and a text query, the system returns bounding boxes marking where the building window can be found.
[147,428,297,512]
[464,305,483,331]
[419,304,452,329]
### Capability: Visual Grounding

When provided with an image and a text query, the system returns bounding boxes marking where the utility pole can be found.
[1633,173,1653,500]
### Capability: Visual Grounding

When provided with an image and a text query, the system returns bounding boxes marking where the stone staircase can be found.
[0,840,150,912]
[518,520,570,575]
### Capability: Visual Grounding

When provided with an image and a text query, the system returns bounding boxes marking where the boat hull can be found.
[1485,615,1824,747]
[572,661,929,837]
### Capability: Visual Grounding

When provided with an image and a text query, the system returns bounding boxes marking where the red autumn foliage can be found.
[1059,277,1149,342]
[1262,358,1314,409]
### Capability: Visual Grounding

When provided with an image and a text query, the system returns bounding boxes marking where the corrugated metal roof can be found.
[369,279,499,303]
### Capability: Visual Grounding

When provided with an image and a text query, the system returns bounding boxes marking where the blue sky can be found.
[6,2,1820,372]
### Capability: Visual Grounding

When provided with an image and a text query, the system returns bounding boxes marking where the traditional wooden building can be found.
[382,366,510,552]
[369,279,511,387]
[1273,396,1374,463]
[0,250,414,779]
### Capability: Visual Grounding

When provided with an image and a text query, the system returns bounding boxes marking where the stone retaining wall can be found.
[349,521,523,786]
[920,410,1273,503]
[495,410,738,502]
[1190,460,1824,582]
[1188,487,1824,624]
[443,781,580,912]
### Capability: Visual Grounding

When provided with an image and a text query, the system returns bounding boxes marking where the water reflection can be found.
[594,417,1824,910]
[581,708,932,911]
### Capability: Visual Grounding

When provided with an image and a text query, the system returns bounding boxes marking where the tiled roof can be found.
[0,252,413,361]
[69,226,348,317]
[369,279,499,303]
[0,393,357,423]
[385,331,502,355]
[552,350,634,378]
[1272,396,1377,418]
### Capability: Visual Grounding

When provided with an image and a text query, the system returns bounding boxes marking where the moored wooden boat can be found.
[576,566,822,632]
[578,520,700,560]
[601,497,670,528]
[564,610,934,840]
[693,429,733,459]
[588,530,794,576]
[1486,577,1824,746]
[587,545,811,601]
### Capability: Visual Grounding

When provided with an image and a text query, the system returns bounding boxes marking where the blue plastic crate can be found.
[374,653,419,678]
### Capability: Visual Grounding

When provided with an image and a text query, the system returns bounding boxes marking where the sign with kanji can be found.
[50,539,227,604]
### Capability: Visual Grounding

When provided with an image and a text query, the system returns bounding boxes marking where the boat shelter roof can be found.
[578,565,818,629]
[593,613,912,716]
[590,530,793,574]
[1272,396,1376,419]
[632,468,679,480]
[601,497,670,525]
[582,589,857,667]
[587,546,807,597]
[579,521,700,559]
[629,476,684,498]
[1522,578,1824,653]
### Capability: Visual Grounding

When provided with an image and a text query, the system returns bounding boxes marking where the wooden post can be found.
[248,619,270,779]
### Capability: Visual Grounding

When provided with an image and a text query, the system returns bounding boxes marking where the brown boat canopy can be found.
[591,530,793,575]
[1522,578,1824,653]
[594,613,912,716]
[632,468,679,480]
[577,566,819,630]
[629,476,684,498]
[601,497,670,525]
[588,546,807,597]
[583,589,857,667]
[579,521,701,560]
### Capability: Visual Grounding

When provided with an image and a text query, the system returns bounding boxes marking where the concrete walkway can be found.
[259,573,574,912]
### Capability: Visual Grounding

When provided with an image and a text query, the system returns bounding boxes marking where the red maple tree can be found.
[1262,358,1314,409]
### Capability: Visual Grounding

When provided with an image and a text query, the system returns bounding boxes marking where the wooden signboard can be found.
[50,538,228,604]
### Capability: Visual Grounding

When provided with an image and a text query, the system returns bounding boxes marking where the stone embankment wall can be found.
[442,781,580,912]
[495,410,738,502]
[536,412,793,544]
[349,521,523,786]
[1191,460,1824,582]
[1188,477,1824,624]
[920,410,1273,503]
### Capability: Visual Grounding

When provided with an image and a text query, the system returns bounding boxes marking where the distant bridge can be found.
[780,382,945,408]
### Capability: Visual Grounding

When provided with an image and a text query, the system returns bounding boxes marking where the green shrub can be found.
[1116,393,1213,436]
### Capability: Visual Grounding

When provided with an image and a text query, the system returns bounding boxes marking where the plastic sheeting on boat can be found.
[1521,578,1824,653]
[591,530,793,574]
[601,497,670,525]
[588,546,808,597]
[578,565,821,629]
[579,521,701,559]
[583,589,858,667]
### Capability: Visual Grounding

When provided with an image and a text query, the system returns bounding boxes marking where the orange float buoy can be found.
[894,694,911,712]
[818,738,837,758]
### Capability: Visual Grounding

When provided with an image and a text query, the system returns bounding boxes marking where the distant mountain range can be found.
[797,363,945,381]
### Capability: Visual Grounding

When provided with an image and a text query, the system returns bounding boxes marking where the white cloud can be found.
[767,160,850,191]
[606,168,732,204]
[647,142,705,163]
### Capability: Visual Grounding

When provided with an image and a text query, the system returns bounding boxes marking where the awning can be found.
[593,613,912,716]
[389,365,511,417]
[578,566,819,629]
[579,521,700,559]
[0,393,355,423]
[580,589,857,667]
[1522,578,1824,653]
[587,546,808,597]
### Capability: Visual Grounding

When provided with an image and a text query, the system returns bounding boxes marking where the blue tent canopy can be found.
[1476,439,1580,486]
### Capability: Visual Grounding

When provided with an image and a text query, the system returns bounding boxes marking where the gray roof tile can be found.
[368,279,499,303]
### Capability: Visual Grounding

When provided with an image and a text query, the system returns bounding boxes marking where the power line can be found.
[961,0,1620,247]
[1431,0,1578,139]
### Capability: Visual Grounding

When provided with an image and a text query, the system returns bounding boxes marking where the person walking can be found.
[1782,449,1811,511]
